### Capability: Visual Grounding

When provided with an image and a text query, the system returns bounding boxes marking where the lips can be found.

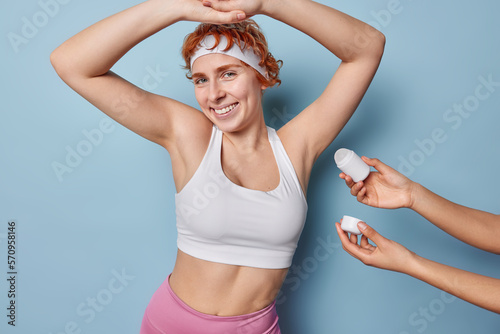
[212,102,238,115]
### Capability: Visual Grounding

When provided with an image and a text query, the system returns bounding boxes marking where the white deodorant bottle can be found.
[341,215,363,235]
[334,148,370,182]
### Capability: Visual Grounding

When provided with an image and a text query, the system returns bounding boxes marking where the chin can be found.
[212,121,239,133]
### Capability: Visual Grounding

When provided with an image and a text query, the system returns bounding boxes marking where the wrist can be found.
[147,0,186,24]
[261,0,303,19]
[260,0,280,17]
[117,0,181,24]
[404,251,424,277]
[407,181,423,210]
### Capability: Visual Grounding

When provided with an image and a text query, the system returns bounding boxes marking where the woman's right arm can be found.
[50,0,245,149]
[341,157,500,254]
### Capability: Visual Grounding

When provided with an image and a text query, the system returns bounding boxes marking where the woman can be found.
[336,156,500,314]
[51,0,385,332]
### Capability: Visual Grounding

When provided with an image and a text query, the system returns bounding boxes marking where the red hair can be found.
[181,20,282,88]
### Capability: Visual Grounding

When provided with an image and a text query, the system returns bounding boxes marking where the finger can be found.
[351,182,363,196]
[343,174,356,188]
[360,234,370,247]
[356,186,367,202]
[203,0,240,12]
[335,222,353,245]
[361,157,395,175]
[203,9,246,24]
[360,234,376,251]
[357,222,384,246]
[342,246,362,261]
[335,223,373,260]
[196,2,246,23]
[335,223,360,256]
[349,233,358,244]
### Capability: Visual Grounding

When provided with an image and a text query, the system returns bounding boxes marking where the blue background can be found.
[2,0,500,333]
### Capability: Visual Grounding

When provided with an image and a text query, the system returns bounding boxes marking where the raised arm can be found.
[341,157,500,254]
[335,222,500,314]
[264,0,386,162]
[50,0,245,148]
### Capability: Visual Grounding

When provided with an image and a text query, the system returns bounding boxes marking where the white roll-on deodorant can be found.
[341,215,363,235]
[334,148,370,182]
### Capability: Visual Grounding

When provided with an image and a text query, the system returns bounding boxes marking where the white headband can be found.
[190,35,267,78]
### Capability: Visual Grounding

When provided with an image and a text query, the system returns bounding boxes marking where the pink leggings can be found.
[140,274,281,334]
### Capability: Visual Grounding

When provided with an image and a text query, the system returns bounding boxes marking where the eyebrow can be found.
[191,63,244,79]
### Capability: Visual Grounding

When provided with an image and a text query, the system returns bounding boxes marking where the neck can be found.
[222,116,269,153]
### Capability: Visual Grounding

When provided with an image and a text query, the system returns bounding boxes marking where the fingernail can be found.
[237,13,246,20]
[357,222,367,231]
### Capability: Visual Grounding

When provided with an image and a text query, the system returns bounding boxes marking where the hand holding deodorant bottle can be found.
[335,148,370,234]
[334,148,370,183]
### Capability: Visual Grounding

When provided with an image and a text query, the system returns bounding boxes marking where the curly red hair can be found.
[181,19,282,88]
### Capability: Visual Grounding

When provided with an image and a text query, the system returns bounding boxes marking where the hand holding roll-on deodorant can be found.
[334,148,370,182]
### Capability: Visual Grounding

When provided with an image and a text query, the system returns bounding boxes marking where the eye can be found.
[222,72,236,79]
[194,77,208,85]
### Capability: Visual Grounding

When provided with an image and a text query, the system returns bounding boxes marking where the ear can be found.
[260,73,269,91]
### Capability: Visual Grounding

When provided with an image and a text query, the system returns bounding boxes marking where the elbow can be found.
[50,46,74,81]
[50,47,65,78]
[369,28,386,62]
[349,26,385,64]
[377,31,386,57]
[340,25,385,64]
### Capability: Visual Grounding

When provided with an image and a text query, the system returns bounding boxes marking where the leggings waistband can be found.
[140,274,281,334]
[163,274,277,322]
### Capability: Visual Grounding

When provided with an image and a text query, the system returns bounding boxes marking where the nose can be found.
[208,80,225,103]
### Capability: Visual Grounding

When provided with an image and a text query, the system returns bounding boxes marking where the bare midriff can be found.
[169,249,289,316]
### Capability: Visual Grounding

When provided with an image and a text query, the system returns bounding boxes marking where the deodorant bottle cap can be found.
[341,215,363,235]
[334,148,370,182]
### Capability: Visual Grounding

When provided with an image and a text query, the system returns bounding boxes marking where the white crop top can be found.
[175,125,308,269]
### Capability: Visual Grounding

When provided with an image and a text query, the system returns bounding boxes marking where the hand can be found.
[200,0,270,18]
[340,157,416,209]
[335,221,415,273]
[173,0,247,24]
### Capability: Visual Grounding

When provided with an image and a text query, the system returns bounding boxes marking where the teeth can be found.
[214,103,237,115]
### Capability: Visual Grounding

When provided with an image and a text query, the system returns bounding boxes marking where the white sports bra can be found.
[175,125,308,269]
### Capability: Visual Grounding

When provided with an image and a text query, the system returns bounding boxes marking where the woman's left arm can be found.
[264,0,386,162]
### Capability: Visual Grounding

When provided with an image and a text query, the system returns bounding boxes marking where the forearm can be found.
[411,183,500,254]
[51,0,178,80]
[262,0,385,62]
[406,254,500,314]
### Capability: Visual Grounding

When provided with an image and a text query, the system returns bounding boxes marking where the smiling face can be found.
[191,53,267,133]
